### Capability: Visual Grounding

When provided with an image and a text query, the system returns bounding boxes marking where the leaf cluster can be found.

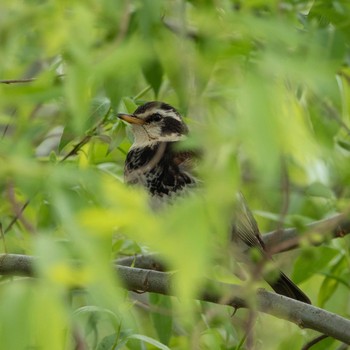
[1,0,350,349]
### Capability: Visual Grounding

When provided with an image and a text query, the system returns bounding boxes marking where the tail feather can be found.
[268,271,311,304]
[233,193,311,304]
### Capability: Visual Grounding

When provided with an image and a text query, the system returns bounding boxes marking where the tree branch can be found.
[115,213,350,270]
[0,78,36,84]
[0,74,64,85]
[264,213,350,253]
[0,253,35,276]
[0,253,349,344]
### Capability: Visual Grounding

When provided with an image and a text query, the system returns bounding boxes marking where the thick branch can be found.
[0,253,35,276]
[0,254,349,344]
[116,253,166,271]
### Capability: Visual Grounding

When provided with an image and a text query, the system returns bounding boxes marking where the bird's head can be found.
[118,101,188,147]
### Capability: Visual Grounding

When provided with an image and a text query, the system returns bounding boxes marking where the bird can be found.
[118,101,311,304]
[118,101,197,200]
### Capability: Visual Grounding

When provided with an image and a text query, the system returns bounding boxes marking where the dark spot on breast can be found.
[125,145,159,170]
[125,141,196,197]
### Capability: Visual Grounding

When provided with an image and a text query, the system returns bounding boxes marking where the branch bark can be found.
[0,253,349,344]
[115,213,350,269]
[0,78,36,84]
[0,253,35,276]
[264,213,350,253]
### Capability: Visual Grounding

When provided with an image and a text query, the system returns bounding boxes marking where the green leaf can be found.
[89,97,111,128]
[58,97,111,154]
[49,151,58,163]
[318,273,341,308]
[73,306,120,327]
[97,333,119,350]
[112,238,143,255]
[318,255,349,306]
[149,293,173,345]
[337,139,350,152]
[58,125,75,152]
[305,182,334,199]
[292,246,338,284]
[126,334,171,350]
[122,97,138,114]
[200,329,224,350]
[308,0,350,39]
[108,122,127,154]
[142,58,163,97]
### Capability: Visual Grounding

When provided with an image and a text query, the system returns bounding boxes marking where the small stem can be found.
[134,86,152,100]
[0,78,36,84]
[0,224,7,253]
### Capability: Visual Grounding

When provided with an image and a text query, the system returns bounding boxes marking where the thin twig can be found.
[0,74,65,85]
[1,124,10,139]
[116,0,131,45]
[0,78,36,84]
[301,334,329,350]
[163,19,199,40]
[245,310,257,350]
[134,85,152,100]
[60,135,92,162]
[4,199,31,234]
[73,327,88,350]
[0,224,7,253]
[6,181,35,233]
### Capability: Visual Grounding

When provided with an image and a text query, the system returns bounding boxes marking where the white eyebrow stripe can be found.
[136,107,159,119]
[136,108,183,122]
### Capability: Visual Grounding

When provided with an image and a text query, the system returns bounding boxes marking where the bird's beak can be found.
[118,113,146,125]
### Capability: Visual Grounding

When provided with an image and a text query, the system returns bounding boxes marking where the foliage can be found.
[1,0,350,349]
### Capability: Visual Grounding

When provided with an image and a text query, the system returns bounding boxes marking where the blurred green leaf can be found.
[89,97,112,127]
[149,293,173,345]
[318,255,350,307]
[309,0,350,39]
[142,58,163,97]
[74,305,120,324]
[292,246,339,284]
[126,334,171,350]
[306,182,334,199]
[108,122,127,154]
[97,333,120,350]
[1,0,350,347]
[337,139,350,152]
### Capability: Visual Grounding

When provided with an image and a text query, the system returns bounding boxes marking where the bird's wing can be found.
[232,192,266,251]
[169,141,200,182]
[173,150,198,172]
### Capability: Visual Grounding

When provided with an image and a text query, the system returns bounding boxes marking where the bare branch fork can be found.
[0,254,349,344]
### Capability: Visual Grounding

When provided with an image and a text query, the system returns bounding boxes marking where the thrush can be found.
[118,101,311,304]
[118,101,197,200]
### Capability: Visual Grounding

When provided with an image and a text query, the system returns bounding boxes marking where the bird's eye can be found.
[149,113,162,123]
